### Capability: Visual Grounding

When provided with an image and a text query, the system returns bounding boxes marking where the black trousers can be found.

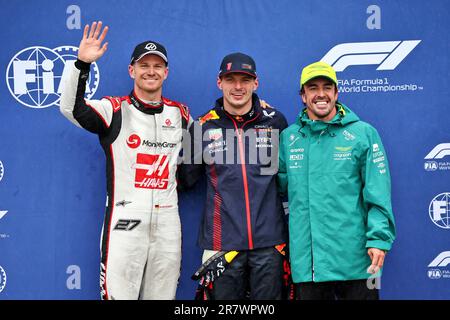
[212,247,284,300]
[296,279,379,300]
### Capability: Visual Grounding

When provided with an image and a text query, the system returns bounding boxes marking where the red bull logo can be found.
[199,110,220,125]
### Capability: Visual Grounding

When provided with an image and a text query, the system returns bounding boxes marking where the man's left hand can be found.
[367,248,386,274]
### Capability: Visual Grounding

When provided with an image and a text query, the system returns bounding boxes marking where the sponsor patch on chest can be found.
[333,146,353,161]
[133,153,169,189]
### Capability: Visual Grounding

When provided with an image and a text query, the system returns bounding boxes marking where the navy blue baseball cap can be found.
[218,52,257,78]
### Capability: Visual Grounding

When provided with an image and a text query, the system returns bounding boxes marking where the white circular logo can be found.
[427,269,442,280]
[0,265,6,293]
[6,46,66,108]
[6,46,100,109]
[0,161,4,182]
[145,43,157,51]
[424,161,438,171]
[429,192,450,229]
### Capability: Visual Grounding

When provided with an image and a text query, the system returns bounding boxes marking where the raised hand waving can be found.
[77,21,109,63]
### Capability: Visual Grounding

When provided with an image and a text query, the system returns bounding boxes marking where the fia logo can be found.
[6,46,100,108]
[429,193,450,229]
[321,40,421,72]
[427,251,450,280]
[427,269,442,280]
[424,161,438,172]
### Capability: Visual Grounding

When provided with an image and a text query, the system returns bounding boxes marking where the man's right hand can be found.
[78,21,109,63]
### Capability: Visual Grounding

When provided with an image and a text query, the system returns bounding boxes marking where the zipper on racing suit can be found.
[318,129,326,144]
[226,113,260,250]
[312,128,330,279]
[308,129,315,282]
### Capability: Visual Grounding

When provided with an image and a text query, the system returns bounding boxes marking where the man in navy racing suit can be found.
[59,21,191,300]
[179,52,289,299]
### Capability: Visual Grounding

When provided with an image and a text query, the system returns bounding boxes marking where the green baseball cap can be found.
[300,61,337,89]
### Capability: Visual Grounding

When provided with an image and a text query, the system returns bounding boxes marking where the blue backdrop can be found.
[0,0,449,300]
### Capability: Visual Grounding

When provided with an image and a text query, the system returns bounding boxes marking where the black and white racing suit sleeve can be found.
[60,59,113,134]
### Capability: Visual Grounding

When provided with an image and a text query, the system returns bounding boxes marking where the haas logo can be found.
[134,154,169,189]
[127,134,141,149]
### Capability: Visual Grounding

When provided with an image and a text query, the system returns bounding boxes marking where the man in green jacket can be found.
[278,61,396,300]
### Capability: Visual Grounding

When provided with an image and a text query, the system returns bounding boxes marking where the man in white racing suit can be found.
[59,21,191,300]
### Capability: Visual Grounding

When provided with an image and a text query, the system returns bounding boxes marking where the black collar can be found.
[129,91,164,115]
[216,93,261,123]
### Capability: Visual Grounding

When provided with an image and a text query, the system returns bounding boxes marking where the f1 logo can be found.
[134,154,169,189]
[425,143,450,160]
[321,40,421,72]
[428,251,450,268]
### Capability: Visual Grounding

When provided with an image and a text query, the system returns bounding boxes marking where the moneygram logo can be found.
[127,134,141,149]
[427,251,450,280]
[429,193,450,229]
[424,143,450,171]
[321,40,421,72]
[0,265,6,293]
[6,46,100,108]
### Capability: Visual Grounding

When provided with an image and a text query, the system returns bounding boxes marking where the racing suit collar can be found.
[297,102,359,136]
[215,93,261,123]
[129,90,164,115]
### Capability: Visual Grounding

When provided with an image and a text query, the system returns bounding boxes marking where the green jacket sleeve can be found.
[277,130,288,196]
[361,126,396,251]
